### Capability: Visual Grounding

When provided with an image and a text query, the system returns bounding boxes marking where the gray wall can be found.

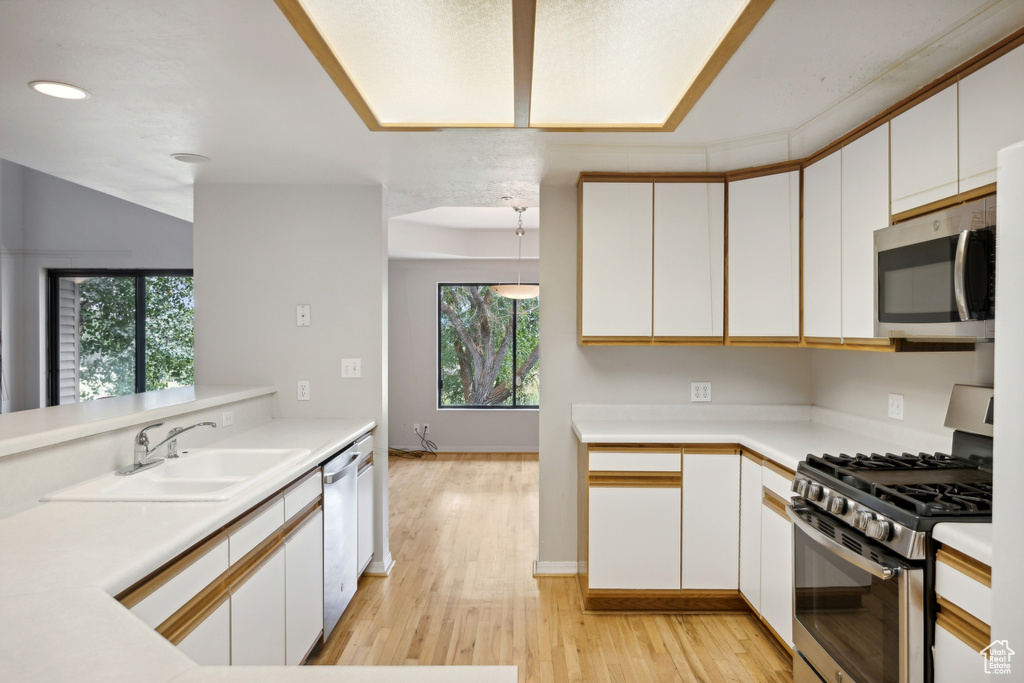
[536,183,815,567]
[192,183,391,570]
[0,160,192,412]
[388,258,540,452]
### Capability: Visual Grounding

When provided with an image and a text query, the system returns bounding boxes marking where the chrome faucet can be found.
[116,421,217,476]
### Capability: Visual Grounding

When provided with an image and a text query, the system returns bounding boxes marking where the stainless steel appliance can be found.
[874,197,996,341]
[322,440,362,639]
[790,385,993,683]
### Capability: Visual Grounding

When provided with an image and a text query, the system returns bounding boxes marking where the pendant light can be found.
[491,206,539,300]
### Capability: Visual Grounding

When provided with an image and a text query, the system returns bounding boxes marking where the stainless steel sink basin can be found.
[44,447,312,502]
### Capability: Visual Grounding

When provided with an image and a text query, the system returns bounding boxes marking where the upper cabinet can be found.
[890,85,958,217]
[653,183,725,339]
[728,171,800,340]
[802,151,843,340]
[579,178,724,343]
[841,124,890,341]
[580,182,653,339]
[959,43,1024,194]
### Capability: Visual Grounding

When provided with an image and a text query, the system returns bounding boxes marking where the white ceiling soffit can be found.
[278,0,768,130]
[389,207,539,259]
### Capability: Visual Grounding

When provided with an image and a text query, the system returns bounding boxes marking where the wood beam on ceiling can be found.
[513,0,537,128]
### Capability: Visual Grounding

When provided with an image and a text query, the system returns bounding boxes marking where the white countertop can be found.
[934,523,993,565]
[0,416,517,682]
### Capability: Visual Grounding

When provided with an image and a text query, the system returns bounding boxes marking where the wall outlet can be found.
[297,380,310,401]
[342,358,362,378]
[413,423,420,435]
[296,305,311,327]
[888,393,904,420]
[222,410,234,427]
[691,381,712,402]
[422,424,429,435]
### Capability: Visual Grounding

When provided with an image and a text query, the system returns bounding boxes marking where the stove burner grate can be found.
[878,482,993,516]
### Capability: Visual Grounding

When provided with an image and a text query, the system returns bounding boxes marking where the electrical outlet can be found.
[691,381,712,402]
[413,423,420,435]
[297,380,310,401]
[342,358,362,378]
[888,393,904,420]
[296,305,311,327]
[422,424,430,435]
[222,410,234,427]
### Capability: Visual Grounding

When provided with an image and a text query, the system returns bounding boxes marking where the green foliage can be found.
[439,285,539,407]
[145,276,195,391]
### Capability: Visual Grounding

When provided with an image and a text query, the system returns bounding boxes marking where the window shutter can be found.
[57,279,80,405]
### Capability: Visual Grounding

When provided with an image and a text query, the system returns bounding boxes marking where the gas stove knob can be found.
[866,518,893,542]
[793,478,809,498]
[853,511,873,530]
[806,482,824,502]
[828,495,848,516]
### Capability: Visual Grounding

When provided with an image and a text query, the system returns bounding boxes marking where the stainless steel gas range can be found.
[789,385,993,683]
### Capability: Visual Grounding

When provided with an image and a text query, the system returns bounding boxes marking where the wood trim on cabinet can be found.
[726,336,802,347]
[583,589,747,612]
[116,531,228,609]
[577,181,584,345]
[588,471,682,488]
[891,194,965,224]
[725,160,803,183]
[937,546,992,588]
[763,458,796,479]
[803,336,845,346]
[762,489,790,520]
[579,172,728,184]
[958,182,998,204]
[588,445,682,453]
[741,450,763,465]
[649,336,726,346]
[157,576,231,646]
[682,446,742,456]
[936,596,991,653]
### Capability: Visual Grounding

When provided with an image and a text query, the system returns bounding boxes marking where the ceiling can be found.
[1,0,1023,232]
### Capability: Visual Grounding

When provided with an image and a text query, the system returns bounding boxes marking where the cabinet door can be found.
[588,486,681,590]
[177,600,230,666]
[285,509,324,665]
[653,183,725,338]
[727,171,800,338]
[803,151,843,339]
[934,622,988,683]
[891,85,958,215]
[841,124,890,340]
[681,453,739,589]
[760,500,793,647]
[739,456,762,611]
[232,548,286,665]
[959,44,1024,193]
[357,463,374,574]
[580,182,653,338]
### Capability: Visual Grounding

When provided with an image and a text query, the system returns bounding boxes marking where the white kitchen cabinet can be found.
[653,182,725,338]
[959,44,1024,193]
[727,171,800,339]
[934,622,989,683]
[802,151,843,339]
[357,459,375,574]
[177,601,230,666]
[285,508,324,665]
[760,497,794,647]
[232,548,287,665]
[739,455,762,611]
[841,124,890,340]
[681,452,739,589]
[129,539,229,630]
[588,485,681,590]
[580,182,653,338]
[891,85,958,216]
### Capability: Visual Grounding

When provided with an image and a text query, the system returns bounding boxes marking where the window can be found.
[438,284,539,408]
[47,270,194,406]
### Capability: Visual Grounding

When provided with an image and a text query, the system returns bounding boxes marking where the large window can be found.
[438,284,539,408]
[47,270,194,406]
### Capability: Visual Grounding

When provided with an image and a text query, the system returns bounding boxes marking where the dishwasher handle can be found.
[323,451,360,484]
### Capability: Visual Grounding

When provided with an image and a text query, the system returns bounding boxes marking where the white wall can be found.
[0,160,192,412]
[388,258,540,452]
[536,183,814,567]
[193,183,392,572]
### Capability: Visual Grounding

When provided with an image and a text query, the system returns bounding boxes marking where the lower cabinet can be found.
[759,493,794,647]
[738,454,763,609]
[589,485,681,590]
[285,508,324,665]
[232,549,287,665]
[357,459,374,574]
[933,545,993,683]
[177,601,230,665]
[681,452,739,589]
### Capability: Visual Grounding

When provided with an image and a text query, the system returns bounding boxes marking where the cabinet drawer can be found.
[936,548,992,625]
[761,461,795,501]
[589,449,680,472]
[284,471,322,522]
[130,538,229,630]
[230,498,285,564]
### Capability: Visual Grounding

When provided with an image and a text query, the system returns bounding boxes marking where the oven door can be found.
[789,504,925,683]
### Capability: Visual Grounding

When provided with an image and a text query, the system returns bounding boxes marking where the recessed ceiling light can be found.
[501,196,514,201]
[29,80,91,100]
[171,153,211,164]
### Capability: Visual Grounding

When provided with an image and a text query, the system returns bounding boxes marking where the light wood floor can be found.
[310,452,793,682]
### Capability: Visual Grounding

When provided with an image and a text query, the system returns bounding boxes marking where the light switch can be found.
[342,358,361,378]
[296,305,311,327]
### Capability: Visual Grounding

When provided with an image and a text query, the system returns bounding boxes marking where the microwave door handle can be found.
[787,504,900,580]
[954,230,971,321]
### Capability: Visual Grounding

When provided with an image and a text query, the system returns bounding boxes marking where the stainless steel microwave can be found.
[874,197,996,341]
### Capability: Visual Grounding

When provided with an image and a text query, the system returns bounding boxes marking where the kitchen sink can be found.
[44,447,312,502]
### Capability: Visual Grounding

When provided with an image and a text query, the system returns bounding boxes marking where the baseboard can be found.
[364,552,395,577]
[583,588,748,612]
[533,560,580,576]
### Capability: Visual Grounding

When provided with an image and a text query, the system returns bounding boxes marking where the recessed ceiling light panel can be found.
[29,81,91,100]
[171,153,211,164]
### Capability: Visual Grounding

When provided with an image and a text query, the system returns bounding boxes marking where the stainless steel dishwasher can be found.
[322,440,361,639]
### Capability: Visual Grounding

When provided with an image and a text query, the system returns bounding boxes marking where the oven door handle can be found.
[953,229,972,321]
[787,504,901,580]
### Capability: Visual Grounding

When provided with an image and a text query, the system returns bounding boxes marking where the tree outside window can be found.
[438,284,539,408]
